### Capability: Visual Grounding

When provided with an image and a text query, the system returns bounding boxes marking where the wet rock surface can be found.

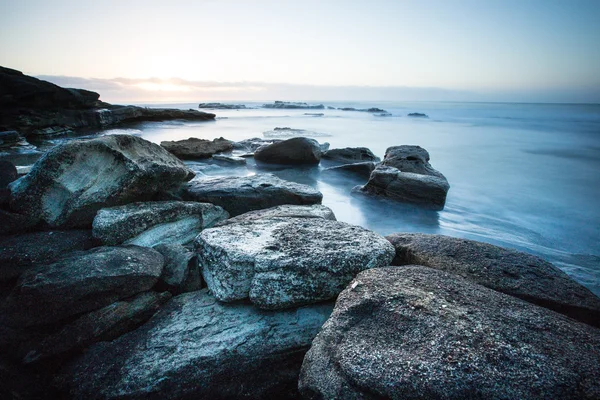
[386,233,600,327]
[322,147,380,164]
[323,161,377,179]
[92,201,228,246]
[182,173,323,216]
[382,145,446,178]
[254,137,322,165]
[57,289,334,400]
[160,137,233,159]
[299,266,600,400]
[195,217,394,309]
[9,135,194,228]
[215,204,336,226]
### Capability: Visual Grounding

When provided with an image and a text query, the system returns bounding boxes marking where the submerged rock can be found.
[322,161,376,179]
[3,245,164,326]
[254,137,322,165]
[160,137,233,159]
[263,101,324,109]
[322,147,380,164]
[408,112,428,117]
[215,204,336,226]
[57,289,333,400]
[9,135,195,228]
[92,201,228,247]
[195,218,394,309]
[211,154,246,165]
[338,107,387,113]
[263,127,332,139]
[386,233,600,327]
[299,266,600,400]
[183,174,322,216]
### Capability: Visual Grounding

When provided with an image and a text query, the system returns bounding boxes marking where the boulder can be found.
[355,165,450,210]
[183,174,322,216]
[9,135,195,228]
[254,137,322,165]
[22,291,172,364]
[0,230,96,282]
[299,266,600,400]
[92,201,228,247]
[160,137,233,159]
[381,145,445,178]
[322,161,376,179]
[322,147,380,164]
[215,204,336,226]
[154,244,201,294]
[56,290,334,400]
[3,245,164,326]
[0,160,17,188]
[195,218,394,309]
[386,233,600,327]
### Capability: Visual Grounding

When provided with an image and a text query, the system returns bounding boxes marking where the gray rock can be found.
[0,160,18,188]
[0,230,96,282]
[9,135,195,228]
[215,204,336,226]
[299,266,600,400]
[153,244,201,294]
[183,174,322,216]
[408,112,428,117]
[382,145,445,178]
[323,161,376,179]
[322,147,380,163]
[3,245,164,326]
[92,201,228,247]
[355,165,450,210]
[263,101,325,109]
[254,137,322,165]
[211,154,246,165]
[196,218,394,309]
[198,102,247,109]
[232,137,281,153]
[160,137,233,159]
[262,127,332,139]
[386,233,600,327]
[22,291,172,364]
[56,289,333,400]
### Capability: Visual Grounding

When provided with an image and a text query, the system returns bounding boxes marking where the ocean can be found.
[84,101,600,295]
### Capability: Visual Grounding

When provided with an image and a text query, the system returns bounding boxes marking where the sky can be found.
[1,0,599,103]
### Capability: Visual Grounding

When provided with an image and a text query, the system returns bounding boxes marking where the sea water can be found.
[102,101,600,295]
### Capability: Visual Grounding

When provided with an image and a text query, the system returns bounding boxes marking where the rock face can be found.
[322,161,376,179]
[57,290,334,400]
[382,145,446,178]
[322,147,380,164]
[160,137,233,159]
[3,245,164,326]
[9,135,195,228]
[215,204,336,226]
[195,218,395,309]
[183,174,323,216]
[262,101,324,109]
[92,201,228,247]
[254,137,322,165]
[386,233,600,327]
[154,244,202,294]
[299,266,600,400]
[0,230,96,282]
[0,160,17,188]
[22,291,172,364]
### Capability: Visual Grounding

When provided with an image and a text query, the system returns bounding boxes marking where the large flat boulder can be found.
[299,266,600,400]
[215,204,336,226]
[56,289,333,400]
[182,174,322,216]
[254,137,321,165]
[195,218,394,309]
[0,230,96,282]
[386,233,600,327]
[8,135,195,228]
[322,147,380,164]
[2,245,164,326]
[92,201,228,247]
[160,137,233,159]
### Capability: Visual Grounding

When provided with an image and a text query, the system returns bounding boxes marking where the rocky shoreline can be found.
[1,68,599,399]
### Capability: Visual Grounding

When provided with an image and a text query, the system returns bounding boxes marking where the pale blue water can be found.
[101,101,600,295]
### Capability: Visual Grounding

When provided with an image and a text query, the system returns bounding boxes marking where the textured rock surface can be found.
[299,266,600,400]
[154,244,201,294]
[183,174,322,216]
[160,137,233,159]
[215,204,336,226]
[8,135,195,228]
[386,233,600,327]
[0,230,96,282]
[381,145,445,178]
[322,147,380,164]
[254,137,322,165]
[92,201,228,246]
[3,245,164,326]
[322,161,376,179]
[57,290,333,400]
[196,218,394,309]
[22,291,171,364]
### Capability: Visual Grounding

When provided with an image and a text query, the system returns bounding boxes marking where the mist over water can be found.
[103,101,600,295]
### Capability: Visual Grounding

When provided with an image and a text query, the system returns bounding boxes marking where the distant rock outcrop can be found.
[198,102,247,109]
[263,101,325,110]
